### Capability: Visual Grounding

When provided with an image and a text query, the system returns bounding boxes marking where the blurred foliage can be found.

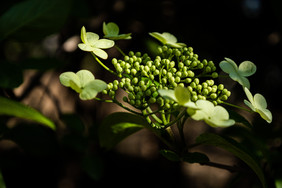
[0,0,281,188]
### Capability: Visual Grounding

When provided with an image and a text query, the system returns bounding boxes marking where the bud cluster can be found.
[103,45,231,127]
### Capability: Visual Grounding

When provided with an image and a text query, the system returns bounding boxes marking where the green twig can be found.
[222,101,253,113]
[91,52,117,76]
[114,45,126,56]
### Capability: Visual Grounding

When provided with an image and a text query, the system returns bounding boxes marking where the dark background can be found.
[0,0,282,187]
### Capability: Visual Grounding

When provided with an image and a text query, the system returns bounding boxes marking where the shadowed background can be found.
[0,0,282,187]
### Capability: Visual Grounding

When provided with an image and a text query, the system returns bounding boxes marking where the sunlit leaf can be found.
[0,96,56,130]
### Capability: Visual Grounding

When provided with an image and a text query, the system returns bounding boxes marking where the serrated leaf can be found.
[98,112,147,149]
[0,96,55,130]
[196,133,266,188]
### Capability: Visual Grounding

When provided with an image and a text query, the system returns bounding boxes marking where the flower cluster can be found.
[59,23,272,129]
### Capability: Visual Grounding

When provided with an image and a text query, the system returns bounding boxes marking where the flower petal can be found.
[175,87,191,105]
[219,58,238,74]
[86,32,99,44]
[253,93,267,109]
[93,48,108,59]
[162,32,177,43]
[238,61,256,77]
[103,22,119,36]
[158,89,177,101]
[244,87,255,105]
[59,72,79,87]
[78,43,96,52]
[94,39,115,49]
[244,99,256,112]
[149,32,167,44]
[76,70,95,88]
[257,108,272,123]
[79,79,107,100]
[80,26,87,43]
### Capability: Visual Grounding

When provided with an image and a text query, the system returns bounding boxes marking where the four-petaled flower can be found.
[78,26,115,59]
[244,87,272,123]
[103,22,132,40]
[158,87,198,109]
[187,100,235,128]
[149,32,186,48]
[59,70,107,100]
[219,58,256,89]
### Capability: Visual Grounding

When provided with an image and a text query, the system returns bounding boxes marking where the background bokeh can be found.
[0,0,282,187]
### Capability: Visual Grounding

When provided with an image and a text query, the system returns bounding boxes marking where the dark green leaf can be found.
[228,109,252,128]
[0,96,55,130]
[182,152,210,164]
[159,149,180,162]
[0,0,72,41]
[0,169,6,188]
[196,133,266,188]
[98,112,147,149]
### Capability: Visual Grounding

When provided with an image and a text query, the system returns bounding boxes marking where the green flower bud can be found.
[175,76,181,83]
[107,83,113,90]
[210,93,217,99]
[202,82,208,88]
[131,68,137,75]
[109,90,115,99]
[135,52,141,57]
[129,51,134,57]
[124,56,129,61]
[153,69,160,75]
[185,78,192,83]
[162,77,167,84]
[205,66,212,73]
[149,97,156,104]
[218,84,224,90]
[135,100,141,106]
[187,70,194,77]
[194,78,200,85]
[145,89,152,96]
[202,59,208,66]
[112,58,118,64]
[128,86,134,92]
[162,45,168,52]
[202,88,209,96]
[212,72,218,78]
[157,97,164,106]
[184,60,191,66]
[211,85,217,93]
[128,93,135,100]
[132,77,138,85]
[129,99,135,105]
[178,83,185,87]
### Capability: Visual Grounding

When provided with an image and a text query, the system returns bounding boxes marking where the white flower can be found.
[149,32,186,48]
[78,26,114,59]
[158,87,197,109]
[244,87,272,123]
[219,58,256,89]
[187,100,235,128]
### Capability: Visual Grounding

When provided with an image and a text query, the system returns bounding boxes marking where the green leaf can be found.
[0,96,55,130]
[182,152,210,164]
[227,109,252,129]
[159,149,180,162]
[196,133,266,188]
[0,0,72,41]
[98,112,147,149]
[0,169,6,188]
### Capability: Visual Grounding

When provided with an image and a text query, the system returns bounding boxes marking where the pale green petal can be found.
[257,108,272,123]
[238,61,256,77]
[190,110,207,121]
[244,87,255,105]
[162,32,177,43]
[253,93,267,109]
[85,79,107,92]
[81,26,87,43]
[93,48,108,59]
[158,89,177,101]
[79,80,107,100]
[86,32,99,44]
[105,33,132,40]
[103,22,119,36]
[167,42,186,48]
[183,101,198,109]
[69,80,82,93]
[59,72,79,87]
[196,100,214,114]
[219,58,238,74]
[78,43,96,52]
[244,99,256,112]
[238,76,250,89]
[175,87,190,105]
[76,70,95,88]
[212,106,230,120]
[94,39,115,49]
[149,32,167,44]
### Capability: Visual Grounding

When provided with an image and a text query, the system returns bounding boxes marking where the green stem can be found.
[146,106,163,124]
[222,101,253,113]
[112,98,142,115]
[114,45,126,56]
[164,109,186,128]
[94,97,113,103]
[91,52,117,76]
